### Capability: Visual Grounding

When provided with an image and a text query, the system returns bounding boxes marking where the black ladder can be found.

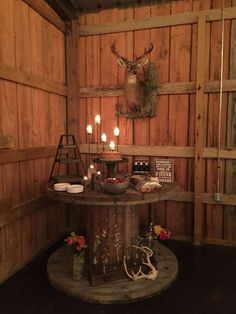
[49,134,86,184]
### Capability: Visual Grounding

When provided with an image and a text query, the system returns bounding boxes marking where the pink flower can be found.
[65,233,87,252]
[159,228,171,240]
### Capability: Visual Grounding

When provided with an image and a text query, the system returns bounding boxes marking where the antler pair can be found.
[111,42,153,62]
[123,245,158,281]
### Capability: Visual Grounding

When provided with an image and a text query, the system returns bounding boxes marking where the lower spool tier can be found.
[47,242,178,304]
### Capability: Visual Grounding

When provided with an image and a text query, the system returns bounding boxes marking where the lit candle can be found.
[101,133,107,142]
[87,164,96,180]
[95,115,101,124]
[109,141,115,151]
[114,127,120,136]
[86,125,92,134]
[83,175,90,191]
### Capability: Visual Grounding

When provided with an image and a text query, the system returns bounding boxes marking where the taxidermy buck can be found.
[111,42,157,119]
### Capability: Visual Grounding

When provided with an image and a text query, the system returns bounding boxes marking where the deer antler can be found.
[111,42,128,62]
[123,245,158,281]
[136,42,154,61]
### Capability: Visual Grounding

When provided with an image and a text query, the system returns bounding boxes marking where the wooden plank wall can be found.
[77,0,236,246]
[0,0,67,283]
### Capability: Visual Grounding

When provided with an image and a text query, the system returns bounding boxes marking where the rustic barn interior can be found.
[0,0,236,313]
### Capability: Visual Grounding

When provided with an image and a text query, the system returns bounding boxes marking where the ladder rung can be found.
[51,175,82,184]
[56,158,80,164]
[59,144,76,149]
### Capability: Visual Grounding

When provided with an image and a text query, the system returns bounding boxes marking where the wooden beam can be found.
[0,146,57,164]
[169,191,194,203]
[202,193,236,206]
[202,238,236,248]
[79,144,236,159]
[0,195,55,228]
[22,0,65,33]
[194,13,207,246]
[78,7,236,37]
[52,0,77,20]
[78,79,236,98]
[0,144,235,165]
[0,135,15,149]
[0,65,67,96]
[79,144,195,157]
[165,191,236,206]
[203,147,236,159]
[79,85,124,97]
[205,79,236,93]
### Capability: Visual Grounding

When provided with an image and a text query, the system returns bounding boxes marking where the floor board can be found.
[0,239,235,314]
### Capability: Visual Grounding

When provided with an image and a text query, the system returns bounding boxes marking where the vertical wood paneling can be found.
[0,0,15,67]
[0,0,67,283]
[205,0,231,239]
[167,0,192,236]
[100,9,118,156]
[48,94,66,145]
[194,12,207,244]
[191,0,211,240]
[86,13,101,168]
[150,2,171,227]
[5,220,21,265]
[0,80,18,147]
[77,1,236,244]
[115,8,134,175]
[2,163,20,207]
[134,5,151,230]
[15,0,31,72]
[78,15,87,170]
[21,213,36,261]
[30,9,43,77]
[225,0,236,241]
[0,226,6,262]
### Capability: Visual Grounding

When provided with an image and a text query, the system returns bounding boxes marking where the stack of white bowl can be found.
[53,183,84,194]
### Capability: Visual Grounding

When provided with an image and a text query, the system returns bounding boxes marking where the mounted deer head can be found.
[111,42,156,118]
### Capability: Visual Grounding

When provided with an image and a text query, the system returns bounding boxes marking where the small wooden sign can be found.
[154,159,174,182]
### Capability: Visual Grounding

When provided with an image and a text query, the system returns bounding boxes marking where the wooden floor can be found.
[0,239,236,314]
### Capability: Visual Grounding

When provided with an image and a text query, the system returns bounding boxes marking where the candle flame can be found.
[86,125,92,134]
[95,114,101,124]
[114,127,120,136]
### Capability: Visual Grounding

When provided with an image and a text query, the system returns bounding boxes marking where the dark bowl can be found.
[100,179,129,195]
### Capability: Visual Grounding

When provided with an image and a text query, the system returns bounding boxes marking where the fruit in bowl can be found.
[100,177,129,194]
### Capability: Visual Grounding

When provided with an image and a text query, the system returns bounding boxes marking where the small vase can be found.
[73,252,85,280]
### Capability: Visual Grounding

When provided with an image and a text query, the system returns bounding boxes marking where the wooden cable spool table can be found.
[47,182,180,303]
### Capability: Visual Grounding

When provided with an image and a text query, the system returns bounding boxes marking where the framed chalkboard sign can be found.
[154,159,174,182]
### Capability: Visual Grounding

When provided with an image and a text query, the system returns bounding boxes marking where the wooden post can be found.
[225,0,236,240]
[194,13,207,245]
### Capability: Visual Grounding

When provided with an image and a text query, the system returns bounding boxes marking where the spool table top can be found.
[47,182,180,206]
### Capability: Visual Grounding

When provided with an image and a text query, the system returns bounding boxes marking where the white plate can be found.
[54,183,70,191]
[67,185,84,193]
